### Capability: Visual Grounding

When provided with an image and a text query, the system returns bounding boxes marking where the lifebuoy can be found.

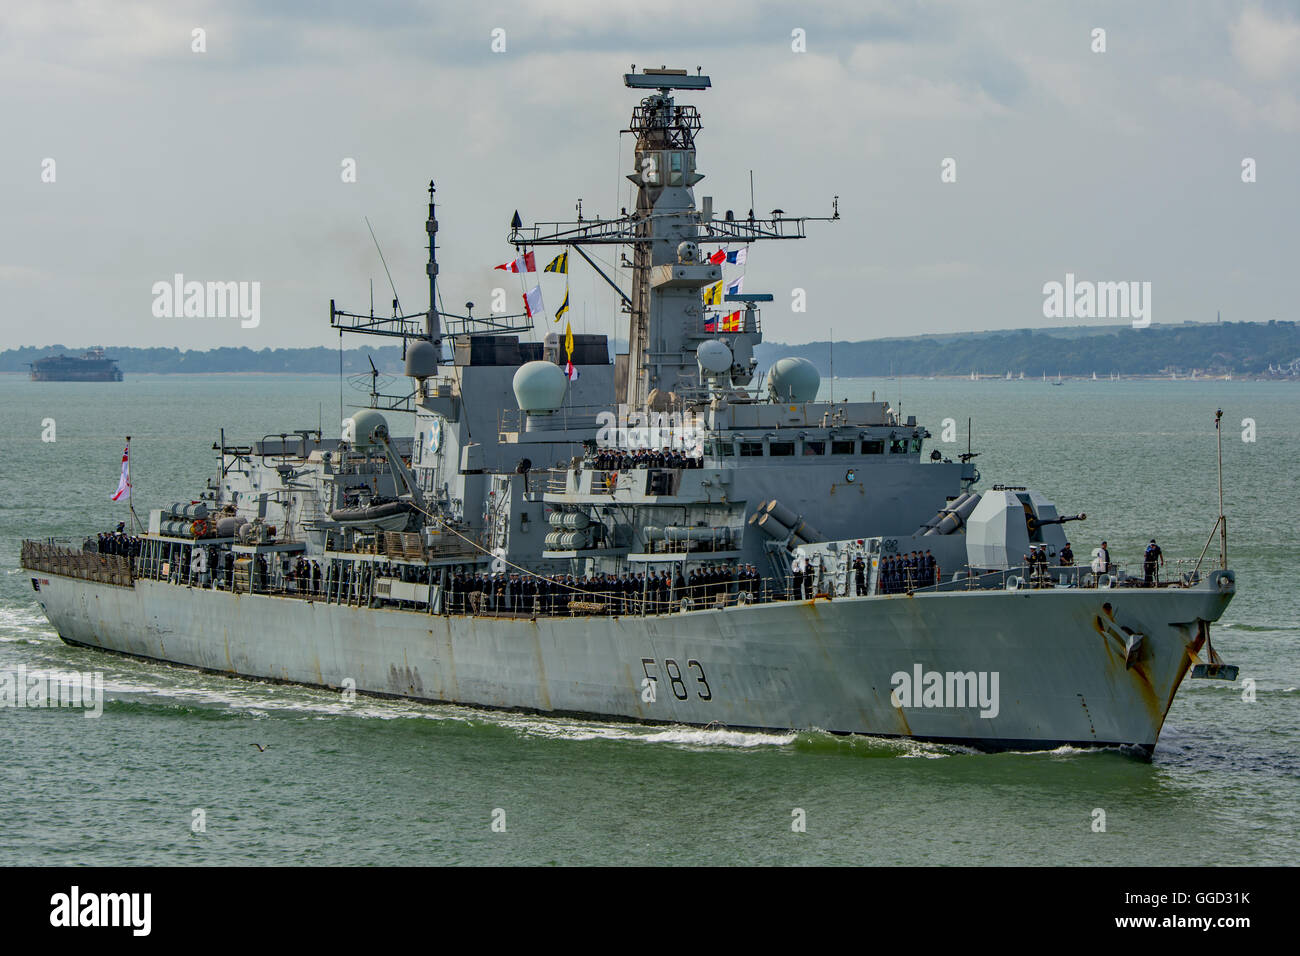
[191,518,209,538]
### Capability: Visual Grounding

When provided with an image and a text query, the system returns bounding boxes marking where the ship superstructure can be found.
[22,69,1238,756]
[30,347,123,382]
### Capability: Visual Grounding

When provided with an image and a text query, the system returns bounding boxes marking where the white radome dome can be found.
[404,339,439,379]
[768,357,821,403]
[697,339,733,374]
[512,360,568,413]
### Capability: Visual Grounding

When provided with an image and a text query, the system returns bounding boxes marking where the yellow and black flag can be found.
[702,280,723,306]
[554,284,570,322]
[544,251,569,274]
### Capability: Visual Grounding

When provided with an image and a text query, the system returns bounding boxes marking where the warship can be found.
[29,347,123,382]
[22,68,1238,756]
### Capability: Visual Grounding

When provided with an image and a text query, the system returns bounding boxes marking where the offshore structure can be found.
[22,69,1237,756]
[29,347,123,382]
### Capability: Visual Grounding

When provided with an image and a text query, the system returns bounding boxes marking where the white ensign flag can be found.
[111,444,130,501]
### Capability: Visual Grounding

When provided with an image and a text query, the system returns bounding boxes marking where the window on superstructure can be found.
[669,152,683,185]
[802,440,826,455]
[831,440,855,454]
[861,439,884,454]
[890,439,908,454]
[740,442,763,457]
[911,438,923,453]
[769,441,795,456]
[718,440,735,456]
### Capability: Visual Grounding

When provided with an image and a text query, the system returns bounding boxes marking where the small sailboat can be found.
[1006,370,1012,380]
[1052,370,1063,386]
[1092,371,1098,381]
[970,370,978,381]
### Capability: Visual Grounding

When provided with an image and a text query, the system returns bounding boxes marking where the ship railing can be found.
[498,404,607,438]
[544,470,571,494]
[442,312,535,338]
[692,312,760,337]
[907,560,1196,594]
[328,529,485,561]
[19,539,134,588]
[439,575,774,618]
[575,468,692,497]
[638,534,734,556]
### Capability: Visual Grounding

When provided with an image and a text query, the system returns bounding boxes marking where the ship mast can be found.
[330,181,532,360]
[425,179,441,349]
[508,67,838,408]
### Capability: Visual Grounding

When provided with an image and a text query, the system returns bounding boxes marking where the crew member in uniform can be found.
[1143,539,1164,587]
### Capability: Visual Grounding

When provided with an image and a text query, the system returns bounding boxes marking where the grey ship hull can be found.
[31,570,1235,754]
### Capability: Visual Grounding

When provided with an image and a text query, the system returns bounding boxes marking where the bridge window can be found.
[739,441,763,457]
[831,440,855,454]
[911,437,923,453]
[718,440,735,456]
[669,152,683,185]
[890,439,908,454]
[861,439,884,454]
[769,441,795,456]
[802,440,825,455]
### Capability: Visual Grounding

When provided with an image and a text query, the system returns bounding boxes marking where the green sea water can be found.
[1,373,1296,865]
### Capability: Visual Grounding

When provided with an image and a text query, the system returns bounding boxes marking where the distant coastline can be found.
[4,319,1297,379]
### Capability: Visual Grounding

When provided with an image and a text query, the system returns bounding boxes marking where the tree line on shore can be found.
[755,320,1299,378]
[4,320,1296,377]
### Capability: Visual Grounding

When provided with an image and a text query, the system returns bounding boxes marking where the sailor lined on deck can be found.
[589,447,701,471]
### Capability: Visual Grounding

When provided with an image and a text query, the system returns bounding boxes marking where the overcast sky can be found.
[3,0,1298,351]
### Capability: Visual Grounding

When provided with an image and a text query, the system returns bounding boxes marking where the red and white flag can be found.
[111,444,130,501]
[522,284,544,319]
[707,248,727,265]
[494,251,536,273]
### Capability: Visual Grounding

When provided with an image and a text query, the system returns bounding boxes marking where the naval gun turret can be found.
[340,409,426,516]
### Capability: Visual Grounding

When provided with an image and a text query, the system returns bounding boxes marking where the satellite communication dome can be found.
[342,408,389,449]
[404,339,439,379]
[697,339,733,374]
[512,360,568,413]
[677,240,700,264]
[767,356,821,403]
